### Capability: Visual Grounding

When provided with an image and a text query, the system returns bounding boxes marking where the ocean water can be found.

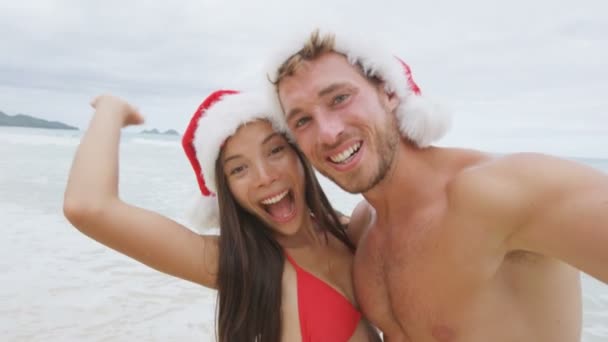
[0,126,606,341]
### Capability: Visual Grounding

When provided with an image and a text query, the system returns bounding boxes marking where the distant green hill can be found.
[0,111,78,130]
[140,128,179,136]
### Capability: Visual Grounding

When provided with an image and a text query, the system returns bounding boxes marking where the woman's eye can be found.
[271,145,285,155]
[230,165,246,175]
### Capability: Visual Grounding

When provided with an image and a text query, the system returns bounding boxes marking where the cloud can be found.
[0,0,606,157]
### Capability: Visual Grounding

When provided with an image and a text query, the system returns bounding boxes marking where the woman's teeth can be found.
[260,190,289,205]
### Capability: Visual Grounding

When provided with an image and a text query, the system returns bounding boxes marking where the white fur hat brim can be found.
[184,91,285,231]
[193,92,284,194]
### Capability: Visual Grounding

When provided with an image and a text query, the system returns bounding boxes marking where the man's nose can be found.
[316,111,345,147]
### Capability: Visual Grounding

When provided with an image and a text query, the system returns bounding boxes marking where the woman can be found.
[63,91,380,341]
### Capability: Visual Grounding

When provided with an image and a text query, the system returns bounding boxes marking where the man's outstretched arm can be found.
[505,153,608,283]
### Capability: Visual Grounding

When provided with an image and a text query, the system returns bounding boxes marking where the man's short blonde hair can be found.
[272,29,382,89]
[272,30,335,86]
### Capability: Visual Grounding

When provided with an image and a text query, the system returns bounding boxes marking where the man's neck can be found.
[363,142,449,223]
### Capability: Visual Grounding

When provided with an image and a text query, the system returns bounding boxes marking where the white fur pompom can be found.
[397,95,451,148]
[186,195,220,232]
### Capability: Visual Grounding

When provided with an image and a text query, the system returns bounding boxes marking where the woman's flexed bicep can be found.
[63,94,219,288]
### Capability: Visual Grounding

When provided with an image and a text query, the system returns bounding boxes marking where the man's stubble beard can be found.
[326,104,400,194]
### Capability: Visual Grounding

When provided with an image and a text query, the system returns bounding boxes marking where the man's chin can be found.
[344,182,375,194]
[329,174,372,194]
[317,164,373,193]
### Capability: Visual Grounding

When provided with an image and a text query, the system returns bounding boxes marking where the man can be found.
[266,29,608,341]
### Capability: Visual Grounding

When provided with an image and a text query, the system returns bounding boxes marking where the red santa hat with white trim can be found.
[182,90,284,231]
[266,28,451,147]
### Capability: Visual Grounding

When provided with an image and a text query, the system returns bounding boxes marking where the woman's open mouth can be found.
[260,189,296,223]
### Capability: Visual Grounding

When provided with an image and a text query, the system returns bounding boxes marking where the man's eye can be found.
[295,117,311,128]
[333,94,350,105]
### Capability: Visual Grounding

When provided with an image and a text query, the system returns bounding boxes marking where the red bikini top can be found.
[285,253,362,341]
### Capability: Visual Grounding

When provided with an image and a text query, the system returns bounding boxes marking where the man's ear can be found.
[378,82,400,113]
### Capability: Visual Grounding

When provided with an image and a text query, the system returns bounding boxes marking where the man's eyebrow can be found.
[286,83,349,122]
[318,82,348,98]
[286,108,302,123]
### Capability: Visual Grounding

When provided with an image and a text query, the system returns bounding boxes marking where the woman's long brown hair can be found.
[214,140,354,342]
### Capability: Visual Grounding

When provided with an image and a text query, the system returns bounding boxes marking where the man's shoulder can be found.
[347,200,375,246]
[450,152,551,187]
[453,151,604,208]
[446,152,550,216]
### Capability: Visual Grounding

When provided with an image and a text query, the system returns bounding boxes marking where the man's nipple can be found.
[432,325,456,342]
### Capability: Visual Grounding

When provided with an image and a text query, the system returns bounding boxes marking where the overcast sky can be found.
[1,0,606,158]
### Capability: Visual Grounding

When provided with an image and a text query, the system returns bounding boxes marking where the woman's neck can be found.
[277,212,324,249]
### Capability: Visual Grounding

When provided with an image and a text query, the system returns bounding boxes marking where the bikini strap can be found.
[284,252,299,269]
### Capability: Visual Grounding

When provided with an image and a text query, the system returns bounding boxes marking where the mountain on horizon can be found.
[0,111,78,130]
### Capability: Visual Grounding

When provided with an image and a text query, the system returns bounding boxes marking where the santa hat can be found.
[181,90,284,231]
[266,28,451,147]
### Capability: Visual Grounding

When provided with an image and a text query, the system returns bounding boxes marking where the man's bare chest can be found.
[353,221,504,339]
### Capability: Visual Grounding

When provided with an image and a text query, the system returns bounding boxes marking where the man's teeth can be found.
[261,190,289,205]
[330,142,361,163]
